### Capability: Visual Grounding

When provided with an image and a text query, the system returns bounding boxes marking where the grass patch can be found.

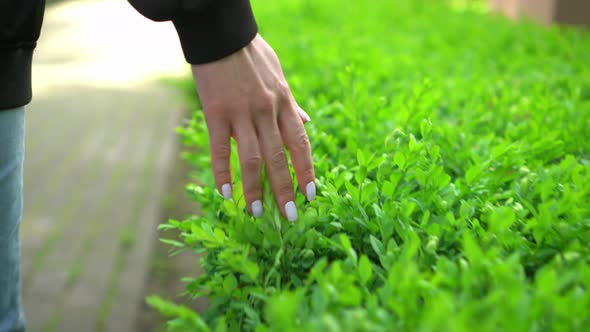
[150,0,590,331]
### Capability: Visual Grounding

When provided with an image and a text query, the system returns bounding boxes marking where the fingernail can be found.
[306,182,316,201]
[285,201,298,222]
[298,107,311,122]
[221,183,232,200]
[252,200,263,218]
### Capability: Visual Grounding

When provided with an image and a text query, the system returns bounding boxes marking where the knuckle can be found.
[251,91,275,114]
[214,168,231,180]
[276,183,293,197]
[276,82,291,101]
[211,144,231,160]
[243,183,262,198]
[203,102,229,116]
[243,188,261,201]
[294,132,310,151]
[269,149,288,168]
[241,155,263,171]
[301,167,315,180]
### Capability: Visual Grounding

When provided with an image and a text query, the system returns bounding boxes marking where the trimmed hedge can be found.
[149,0,590,331]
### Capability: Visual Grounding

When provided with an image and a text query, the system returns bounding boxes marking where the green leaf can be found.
[223,274,238,293]
[358,255,373,284]
[339,234,357,262]
[340,234,352,251]
[244,261,260,280]
[421,210,431,227]
[420,119,432,137]
[345,181,360,201]
[146,296,209,332]
[160,238,185,248]
[465,165,481,185]
[382,180,396,197]
[158,223,178,230]
[394,152,407,170]
[459,200,474,220]
[355,165,367,185]
[402,229,421,259]
[357,149,366,165]
[369,235,385,257]
[462,231,483,264]
[488,206,516,234]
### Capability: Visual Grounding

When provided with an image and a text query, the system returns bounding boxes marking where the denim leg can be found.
[0,107,25,332]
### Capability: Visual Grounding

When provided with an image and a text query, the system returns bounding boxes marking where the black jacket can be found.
[0,0,258,109]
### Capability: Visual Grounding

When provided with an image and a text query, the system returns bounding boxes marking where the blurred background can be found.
[19,0,588,331]
[22,1,198,331]
[489,0,590,26]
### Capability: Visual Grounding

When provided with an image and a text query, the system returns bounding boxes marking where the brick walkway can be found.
[20,1,188,331]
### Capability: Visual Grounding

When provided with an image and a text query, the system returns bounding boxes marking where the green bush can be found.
[149,0,590,331]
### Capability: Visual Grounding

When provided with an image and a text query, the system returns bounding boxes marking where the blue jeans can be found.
[0,107,25,332]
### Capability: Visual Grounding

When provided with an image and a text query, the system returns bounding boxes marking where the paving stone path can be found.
[20,1,189,331]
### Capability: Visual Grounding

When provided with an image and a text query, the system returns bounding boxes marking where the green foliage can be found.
[149,0,590,331]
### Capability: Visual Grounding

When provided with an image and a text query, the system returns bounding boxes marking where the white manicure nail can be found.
[298,107,311,122]
[252,200,263,218]
[285,201,298,222]
[306,182,316,201]
[221,184,232,200]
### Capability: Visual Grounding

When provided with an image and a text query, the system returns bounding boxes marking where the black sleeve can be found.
[128,0,258,64]
[0,0,45,109]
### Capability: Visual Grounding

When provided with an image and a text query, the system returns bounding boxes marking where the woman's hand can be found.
[191,34,315,221]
